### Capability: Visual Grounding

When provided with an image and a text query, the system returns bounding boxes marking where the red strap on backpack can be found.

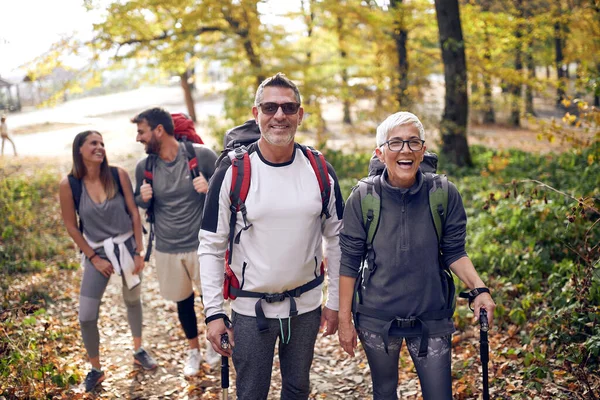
[230,150,252,210]
[223,147,252,299]
[223,250,241,300]
[302,146,331,218]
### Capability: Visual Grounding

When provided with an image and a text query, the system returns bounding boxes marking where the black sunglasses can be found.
[258,102,301,115]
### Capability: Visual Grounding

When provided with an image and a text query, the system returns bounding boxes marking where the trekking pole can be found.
[479,308,490,400]
[220,333,230,400]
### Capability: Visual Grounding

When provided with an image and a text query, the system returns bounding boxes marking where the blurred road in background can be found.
[5,86,227,158]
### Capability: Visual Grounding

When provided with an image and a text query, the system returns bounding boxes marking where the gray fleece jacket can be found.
[339,170,468,337]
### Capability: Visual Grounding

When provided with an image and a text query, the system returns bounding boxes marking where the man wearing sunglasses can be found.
[199,73,344,399]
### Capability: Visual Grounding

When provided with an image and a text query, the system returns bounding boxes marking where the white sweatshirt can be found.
[198,144,343,319]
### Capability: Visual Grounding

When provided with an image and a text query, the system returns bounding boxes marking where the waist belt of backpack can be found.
[230,274,325,333]
[355,304,454,357]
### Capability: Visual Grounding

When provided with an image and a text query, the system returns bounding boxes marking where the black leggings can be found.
[358,329,452,400]
[176,293,198,339]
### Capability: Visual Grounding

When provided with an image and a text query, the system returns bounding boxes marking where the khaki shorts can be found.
[154,250,201,302]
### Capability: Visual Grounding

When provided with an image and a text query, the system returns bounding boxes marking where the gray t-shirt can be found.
[80,181,135,256]
[135,143,218,253]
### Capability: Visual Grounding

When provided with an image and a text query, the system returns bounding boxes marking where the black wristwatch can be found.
[459,287,491,311]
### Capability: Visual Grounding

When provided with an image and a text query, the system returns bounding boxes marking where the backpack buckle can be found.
[263,293,287,303]
[394,317,416,328]
[234,147,245,159]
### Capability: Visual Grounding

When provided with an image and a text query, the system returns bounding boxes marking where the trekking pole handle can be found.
[479,308,489,332]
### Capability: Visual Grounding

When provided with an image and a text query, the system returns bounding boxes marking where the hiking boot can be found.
[204,343,221,369]
[183,348,201,377]
[84,369,105,392]
[133,347,158,370]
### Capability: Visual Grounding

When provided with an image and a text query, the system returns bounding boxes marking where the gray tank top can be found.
[79,182,135,254]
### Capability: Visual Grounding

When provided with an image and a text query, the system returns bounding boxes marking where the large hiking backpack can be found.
[68,166,124,234]
[219,119,332,332]
[142,114,202,261]
[172,113,204,144]
[353,155,455,357]
[222,118,259,150]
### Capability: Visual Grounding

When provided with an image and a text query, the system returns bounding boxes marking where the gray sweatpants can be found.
[232,307,321,400]
[358,329,453,400]
[79,257,143,358]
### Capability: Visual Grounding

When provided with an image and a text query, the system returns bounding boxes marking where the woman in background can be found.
[59,130,157,392]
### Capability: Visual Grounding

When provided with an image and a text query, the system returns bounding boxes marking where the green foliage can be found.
[322,148,371,199]
[0,167,83,397]
[461,144,599,376]
[0,171,72,273]
[1,293,81,398]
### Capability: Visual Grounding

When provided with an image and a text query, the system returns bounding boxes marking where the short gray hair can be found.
[254,73,301,106]
[376,111,425,147]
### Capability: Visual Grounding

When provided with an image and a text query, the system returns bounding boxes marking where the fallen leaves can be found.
[2,262,598,399]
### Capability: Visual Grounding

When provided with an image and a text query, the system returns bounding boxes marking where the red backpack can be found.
[171,113,204,144]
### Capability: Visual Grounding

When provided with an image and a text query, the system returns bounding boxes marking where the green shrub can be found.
[0,171,72,273]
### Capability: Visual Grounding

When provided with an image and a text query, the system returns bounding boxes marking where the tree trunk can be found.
[525,49,536,116]
[510,0,523,127]
[524,4,536,117]
[481,0,495,124]
[180,71,197,122]
[554,15,566,106]
[224,2,264,88]
[434,0,471,167]
[302,0,328,143]
[337,16,352,125]
[596,63,600,107]
[390,0,410,108]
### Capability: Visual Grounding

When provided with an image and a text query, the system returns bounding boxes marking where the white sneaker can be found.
[183,348,201,377]
[204,343,221,368]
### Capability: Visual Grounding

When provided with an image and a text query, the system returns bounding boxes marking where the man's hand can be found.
[207,318,234,357]
[140,180,153,202]
[320,307,339,337]
[474,293,496,327]
[193,174,208,194]
[338,318,358,357]
[133,254,145,275]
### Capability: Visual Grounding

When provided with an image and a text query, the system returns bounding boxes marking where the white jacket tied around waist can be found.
[85,231,140,289]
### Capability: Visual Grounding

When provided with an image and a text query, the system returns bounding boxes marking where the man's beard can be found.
[145,136,160,154]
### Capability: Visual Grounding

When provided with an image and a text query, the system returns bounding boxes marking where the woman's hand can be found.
[133,254,145,275]
[91,256,114,278]
[473,293,495,327]
[338,318,358,357]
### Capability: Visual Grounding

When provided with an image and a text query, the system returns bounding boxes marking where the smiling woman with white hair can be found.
[337,111,495,399]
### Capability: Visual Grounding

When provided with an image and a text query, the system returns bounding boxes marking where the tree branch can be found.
[114,26,222,46]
